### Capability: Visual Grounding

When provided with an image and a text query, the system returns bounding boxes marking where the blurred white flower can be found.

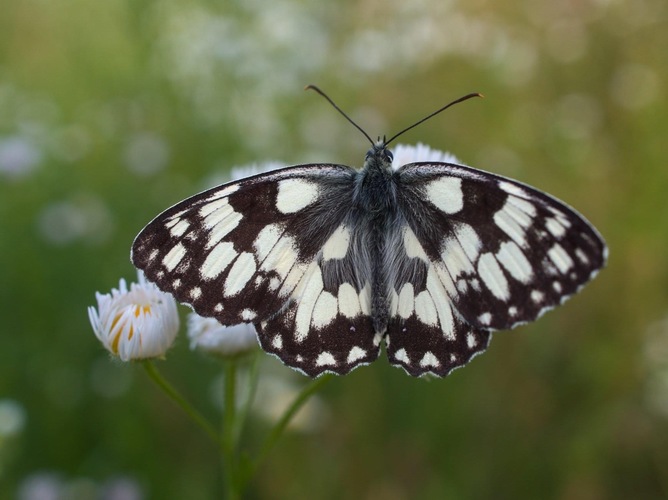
[187,314,258,357]
[230,161,285,181]
[124,131,170,176]
[0,135,42,179]
[37,194,114,246]
[17,472,63,500]
[0,399,26,437]
[390,142,461,170]
[88,273,179,361]
[252,374,328,433]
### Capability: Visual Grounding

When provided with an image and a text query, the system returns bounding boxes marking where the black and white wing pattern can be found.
[132,165,381,376]
[132,141,607,378]
[383,160,606,376]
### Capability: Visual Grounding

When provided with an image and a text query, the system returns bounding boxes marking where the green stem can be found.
[222,359,240,500]
[142,361,221,448]
[235,352,260,445]
[252,374,333,473]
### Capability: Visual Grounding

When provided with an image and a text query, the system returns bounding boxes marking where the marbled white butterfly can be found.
[132,87,607,377]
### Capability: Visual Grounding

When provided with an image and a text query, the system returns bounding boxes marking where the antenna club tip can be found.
[304,84,318,92]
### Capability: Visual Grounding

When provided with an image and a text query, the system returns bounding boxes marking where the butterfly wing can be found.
[132,164,380,376]
[383,161,606,376]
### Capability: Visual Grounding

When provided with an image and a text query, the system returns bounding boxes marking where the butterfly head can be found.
[365,139,394,171]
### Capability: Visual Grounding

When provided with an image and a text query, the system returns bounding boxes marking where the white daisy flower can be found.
[390,142,461,170]
[88,273,179,361]
[187,314,258,357]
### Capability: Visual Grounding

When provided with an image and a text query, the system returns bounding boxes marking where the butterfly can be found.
[131,86,607,378]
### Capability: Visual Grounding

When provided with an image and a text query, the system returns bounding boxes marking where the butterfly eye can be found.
[385,150,394,162]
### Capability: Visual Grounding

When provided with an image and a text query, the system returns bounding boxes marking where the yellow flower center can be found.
[108,304,152,354]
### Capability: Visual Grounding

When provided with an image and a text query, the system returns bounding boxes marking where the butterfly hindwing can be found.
[384,222,493,376]
[394,161,607,331]
[256,241,381,376]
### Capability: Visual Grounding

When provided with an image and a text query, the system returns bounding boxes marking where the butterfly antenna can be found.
[385,92,483,146]
[305,84,374,146]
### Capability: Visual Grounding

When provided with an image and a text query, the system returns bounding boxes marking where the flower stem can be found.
[235,352,260,444]
[252,374,333,473]
[222,359,239,499]
[142,361,221,448]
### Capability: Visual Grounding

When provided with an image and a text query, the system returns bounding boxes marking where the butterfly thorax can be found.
[354,141,397,215]
[350,141,400,335]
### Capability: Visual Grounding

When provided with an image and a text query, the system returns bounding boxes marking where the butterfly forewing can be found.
[394,162,607,331]
[133,164,356,323]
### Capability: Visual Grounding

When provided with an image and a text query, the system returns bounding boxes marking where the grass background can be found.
[1,0,667,498]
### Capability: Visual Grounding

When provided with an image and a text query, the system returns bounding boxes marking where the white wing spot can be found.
[509,306,517,316]
[403,226,429,262]
[163,243,186,272]
[507,195,537,217]
[531,290,544,303]
[425,177,463,214]
[347,346,366,364]
[545,217,566,238]
[359,283,372,316]
[276,178,319,214]
[190,287,202,300]
[478,312,492,325]
[261,234,298,279]
[493,209,528,247]
[312,291,338,328]
[455,223,482,261]
[169,219,190,237]
[496,241,533,283]
[172,279,181,289]
[394,348,410,364]
[575,248,590,265]
[272,335,283,350]
[201,241,237,280]
[553,281,562,293]
[467,332,477,349]
[456,279,468,294]
[419,352,440,368]
[224,252,257,297]
[322,225,351,260]
[499,181,528,197]
[241,309,257,321]
[398,284,416,320]
[205,207,243,250]
[338,283,361,318]
[414,291,438,326]
[198,197,229,217]
[425,267,455,339]
[316,351,336,366]
[441,237,476,278]
[477,253,510,301]
[253,224,282,262]
[294,263,324,342]
[547,243,574,274]
[269,277,280,291]
[148,249,159,261]
[214,303,223,312]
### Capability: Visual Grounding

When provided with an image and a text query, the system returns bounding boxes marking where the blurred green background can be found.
[1,0,667,498]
